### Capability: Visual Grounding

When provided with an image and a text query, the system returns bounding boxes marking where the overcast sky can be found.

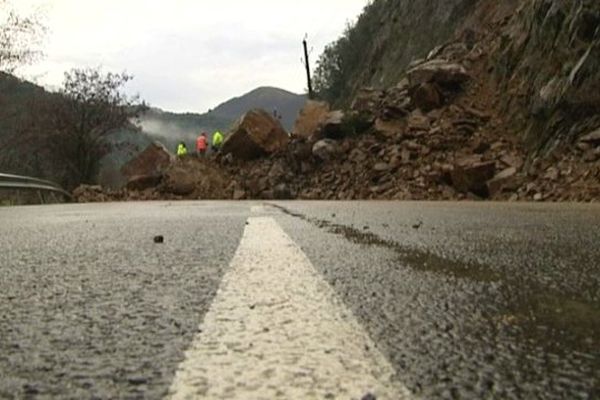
[13,0,368,113]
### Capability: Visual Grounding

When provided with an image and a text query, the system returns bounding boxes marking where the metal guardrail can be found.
[0,173,73,203]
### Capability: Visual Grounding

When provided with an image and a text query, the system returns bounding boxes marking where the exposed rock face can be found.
[221,109,290,160]
[477,0,600,153]
[579,128,600,146]
[329,0,482,104]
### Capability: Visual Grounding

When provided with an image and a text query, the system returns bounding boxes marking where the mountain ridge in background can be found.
[210,86,307,130]
[0,72,307,188]
[139,86,306,152]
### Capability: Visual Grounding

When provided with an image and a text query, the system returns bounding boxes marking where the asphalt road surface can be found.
[0,201,598,399]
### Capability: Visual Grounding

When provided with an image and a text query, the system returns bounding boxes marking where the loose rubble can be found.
[74,15,599,204]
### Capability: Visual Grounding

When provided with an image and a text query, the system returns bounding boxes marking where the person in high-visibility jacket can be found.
[176,142,188,157]
[196,132,208,157]
[212,131,224,152]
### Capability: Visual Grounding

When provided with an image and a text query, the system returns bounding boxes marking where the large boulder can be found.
[318,110,346,140]
[486,167,519,197]
[407,59,470,88]
[222,109,289,160]
[312,139,341,162]
[293,100,330,139]
[451,157,496,197]
[121,141,173,178]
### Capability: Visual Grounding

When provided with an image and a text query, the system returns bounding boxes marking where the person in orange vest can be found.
[196,132,208,157]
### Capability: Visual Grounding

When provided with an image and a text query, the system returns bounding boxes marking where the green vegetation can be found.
[313,0,384,105]
[313,0,478,106]
[54,68,146,184]
[0,0,45,72]
[0,68,145,188]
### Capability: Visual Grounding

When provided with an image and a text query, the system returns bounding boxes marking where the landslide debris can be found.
[74,156,232,202]
[74,0,600,203]
[221,109,289,160]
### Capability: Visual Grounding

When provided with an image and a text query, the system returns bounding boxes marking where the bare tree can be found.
[0,0,45,72]
[49,68,147,185]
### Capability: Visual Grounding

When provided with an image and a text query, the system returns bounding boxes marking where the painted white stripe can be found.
[250,205,266,213]
[167,217,412,400]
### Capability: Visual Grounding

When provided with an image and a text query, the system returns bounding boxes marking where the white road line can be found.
[167,217,412,400]
[250,205,266,213]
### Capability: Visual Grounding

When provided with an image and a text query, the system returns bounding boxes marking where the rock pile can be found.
[218,54,598,202]
[74,155,232,203]
[74,11,600,204]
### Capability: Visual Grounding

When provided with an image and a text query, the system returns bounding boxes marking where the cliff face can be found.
[487,0,600,152]
[326,0,599,153]
[332,0,479,103]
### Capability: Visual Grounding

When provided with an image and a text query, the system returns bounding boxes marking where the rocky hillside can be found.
[314,0,479,106]
[315,0,600,156]
[476,0,600,154]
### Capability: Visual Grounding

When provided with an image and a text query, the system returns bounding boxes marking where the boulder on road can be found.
[293,100,330,139]
[222,109,289,160]
[163,168,196,196]
[486,167,518,197]
[121,142,173,180]
[451,157,496,197]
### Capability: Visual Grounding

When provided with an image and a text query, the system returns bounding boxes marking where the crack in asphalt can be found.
[268,203,600,354]
[269,203,500,283]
